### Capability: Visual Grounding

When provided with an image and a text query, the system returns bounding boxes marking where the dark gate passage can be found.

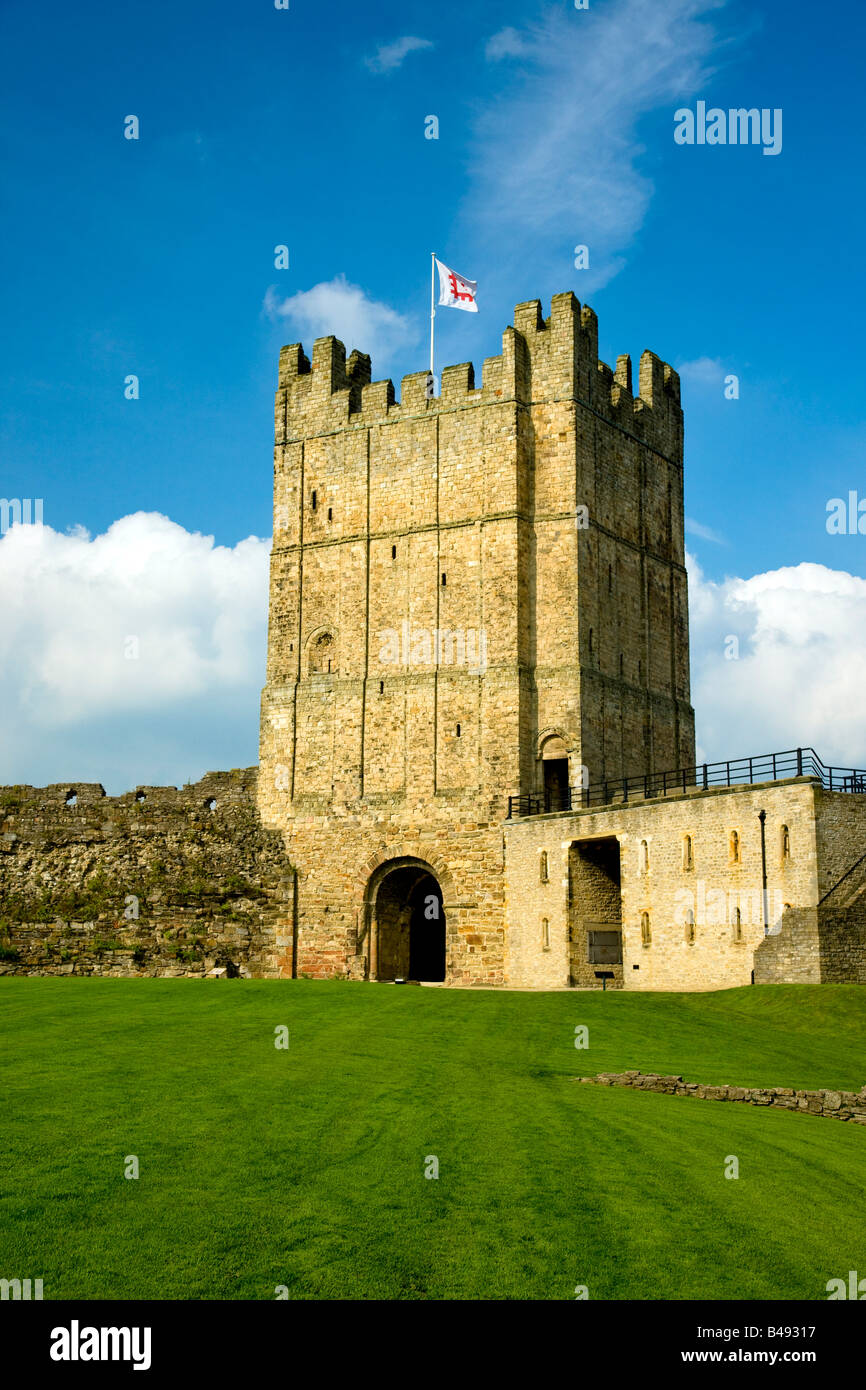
[408,876,445,982]
[373,863,446,982]
[543,758,570,812]
[568,837,624,988]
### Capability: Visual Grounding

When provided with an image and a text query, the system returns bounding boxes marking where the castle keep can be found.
[2,293,865,989]
[260,292,694,823]
[255,292,865,989]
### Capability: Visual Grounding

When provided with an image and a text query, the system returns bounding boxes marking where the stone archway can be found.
[305,625,339,676]
[365,858,447,982]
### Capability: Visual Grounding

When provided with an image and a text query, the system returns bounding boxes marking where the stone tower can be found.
[259,291,694,984]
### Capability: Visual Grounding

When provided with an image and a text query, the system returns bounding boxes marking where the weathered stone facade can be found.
[258,293,695,984]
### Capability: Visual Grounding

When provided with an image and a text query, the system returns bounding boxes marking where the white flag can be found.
[435,259,478,313]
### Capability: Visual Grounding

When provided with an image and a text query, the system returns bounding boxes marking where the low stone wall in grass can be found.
[576,1070,866,1123]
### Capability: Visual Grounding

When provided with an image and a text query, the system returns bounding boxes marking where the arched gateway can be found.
[364,858,446,983]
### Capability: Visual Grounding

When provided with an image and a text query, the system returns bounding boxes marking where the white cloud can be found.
[688,552,866,768]
[364,36,434,74]
[485,28,528,61]
[677,356,726,386]
[469,0,728,293]
[0,513,270,793]
[264,276,414,370]
[685,516,726,544]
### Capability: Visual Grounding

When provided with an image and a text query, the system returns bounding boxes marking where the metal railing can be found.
[506,747,866,818]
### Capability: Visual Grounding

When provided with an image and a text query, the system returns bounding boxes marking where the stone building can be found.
[2,292,864,988]
[504,775,866,990]
[256,291,866,989]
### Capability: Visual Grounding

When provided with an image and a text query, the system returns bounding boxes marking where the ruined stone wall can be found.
[577,1071,866,1123]
[0,772,293,978]
[504,779,824,990]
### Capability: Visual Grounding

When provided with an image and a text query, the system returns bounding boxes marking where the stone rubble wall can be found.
[576,1070,866,1122]
[0,770,294,978]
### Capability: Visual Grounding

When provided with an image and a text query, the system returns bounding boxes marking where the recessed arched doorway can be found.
[538,733,572,812]
[366,859,446,982]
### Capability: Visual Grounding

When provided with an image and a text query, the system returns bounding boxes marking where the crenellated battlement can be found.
[274,291,682,459]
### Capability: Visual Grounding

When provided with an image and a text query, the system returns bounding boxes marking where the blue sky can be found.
[2,0,865,789]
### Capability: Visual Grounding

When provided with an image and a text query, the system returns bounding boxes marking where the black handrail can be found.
[506,746,866,818]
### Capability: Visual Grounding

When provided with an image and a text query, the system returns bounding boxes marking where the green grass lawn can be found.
[1,979,864,1300]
